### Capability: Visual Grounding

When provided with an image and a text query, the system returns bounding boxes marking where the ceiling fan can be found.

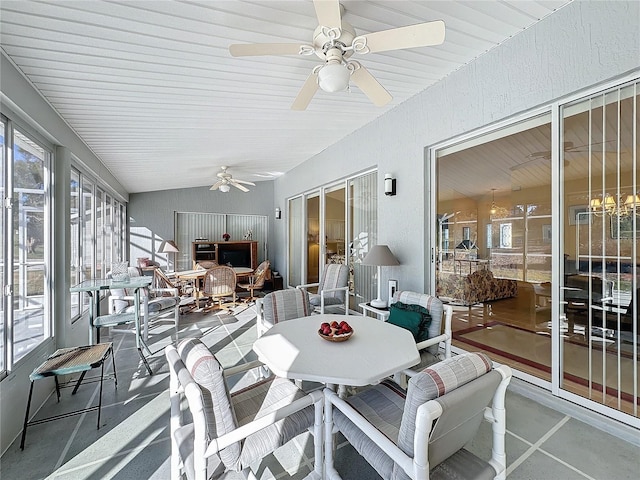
[210,166,256,193]
[228,0,445,110]
[510,141,614,171]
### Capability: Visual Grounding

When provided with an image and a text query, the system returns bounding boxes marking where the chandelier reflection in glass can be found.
[589,193,640,217]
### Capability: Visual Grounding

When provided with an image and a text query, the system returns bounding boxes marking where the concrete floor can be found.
[2,304,639,479]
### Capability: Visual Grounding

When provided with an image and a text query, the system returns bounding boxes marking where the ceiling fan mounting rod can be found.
[325,47,345,64]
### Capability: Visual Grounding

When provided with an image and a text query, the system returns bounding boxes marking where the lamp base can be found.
[369,298,387,309]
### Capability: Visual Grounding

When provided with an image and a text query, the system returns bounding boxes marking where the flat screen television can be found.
[218,247,250,267]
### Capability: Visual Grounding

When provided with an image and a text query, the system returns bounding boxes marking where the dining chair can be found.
[324,352,512,480]
[296,263,349,314]
[238,260,270,302]
[152,267,196,315]
[201,265,237,311]
[388,291,452,387]
[166,338,323,480]
[255,288,313,337]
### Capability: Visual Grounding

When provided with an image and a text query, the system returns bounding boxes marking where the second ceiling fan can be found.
[210,166,256,193]
[229,0,445,110]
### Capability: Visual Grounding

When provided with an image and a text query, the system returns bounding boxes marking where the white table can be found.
[253,314,419,388]
[71,277,153,374]
[358,302,390,321]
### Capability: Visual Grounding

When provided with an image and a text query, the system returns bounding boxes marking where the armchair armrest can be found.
[296,282,320,291]
[320,286,349,295]
[204,389,323,457]
[320,285,350,315]
[108,294,135,314]
[415,304,452,358]
[150,286,179,298]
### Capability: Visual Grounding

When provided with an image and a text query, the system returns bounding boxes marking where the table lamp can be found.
[161,240,179,272]
[362,245,399,308]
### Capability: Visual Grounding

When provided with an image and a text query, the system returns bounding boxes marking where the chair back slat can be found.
[203,266,237,296]
[252,260,271,288]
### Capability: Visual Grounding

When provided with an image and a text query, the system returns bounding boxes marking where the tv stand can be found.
[192,241,258,269]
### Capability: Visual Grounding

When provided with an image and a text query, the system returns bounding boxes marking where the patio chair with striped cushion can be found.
[166,338,323,480]
[324,352,512,480]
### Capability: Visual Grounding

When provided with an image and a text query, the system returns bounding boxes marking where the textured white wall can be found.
[273,0,640,294]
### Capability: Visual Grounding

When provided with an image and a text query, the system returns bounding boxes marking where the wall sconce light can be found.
[275,207,282,219]
[384,173,396,196]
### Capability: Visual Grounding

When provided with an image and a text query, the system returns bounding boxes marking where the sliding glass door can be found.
[560,81,639,417]
[287,171,377,308]
[432,77,639,424]
[435,113,553,382]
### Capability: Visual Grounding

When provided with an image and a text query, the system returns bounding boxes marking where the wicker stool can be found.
[20,343,117,449]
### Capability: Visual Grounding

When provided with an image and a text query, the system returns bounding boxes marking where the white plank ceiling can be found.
[0,0,571,193]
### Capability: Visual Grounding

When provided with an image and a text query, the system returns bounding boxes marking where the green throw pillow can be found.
[388,305,422,339]
[390,301,432,342]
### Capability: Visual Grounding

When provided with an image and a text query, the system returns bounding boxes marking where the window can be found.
[70,168,126,322]
[1,118,52,374]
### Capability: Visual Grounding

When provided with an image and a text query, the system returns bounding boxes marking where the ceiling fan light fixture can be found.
[317,63,350,92]
[219,184,231,193]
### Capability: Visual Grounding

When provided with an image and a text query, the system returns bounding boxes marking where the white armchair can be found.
[386,291,452,387]
[255,288,313,337]
[166,338,323,480]
[324,352,512,480]
[297,263,349,314]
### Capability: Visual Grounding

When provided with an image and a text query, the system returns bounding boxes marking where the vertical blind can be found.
[175,212,268,271]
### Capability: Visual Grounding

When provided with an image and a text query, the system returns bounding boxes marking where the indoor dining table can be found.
[174,266,254,308]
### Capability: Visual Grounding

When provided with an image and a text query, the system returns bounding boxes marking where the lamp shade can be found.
[161,240,179,253]
[362,245,399,266]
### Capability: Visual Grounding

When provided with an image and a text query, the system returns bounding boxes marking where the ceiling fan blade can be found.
[230,181,250,193]
[511,157,571,171]
[313,0,341,29]
[291,72,319,111]
[210,181,224,190]
[229,43,303,57]
[527,151,551,159]
[232,179,256,186]
[350,64,392,107]
[510,158,547,171]
[359,20,445,54]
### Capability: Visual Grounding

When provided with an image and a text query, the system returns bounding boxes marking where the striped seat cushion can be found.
[333,379,407,479]
[123,296,178,313]
[233,376,315,468]
[262,289,311,324]
[309,294,344,307]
